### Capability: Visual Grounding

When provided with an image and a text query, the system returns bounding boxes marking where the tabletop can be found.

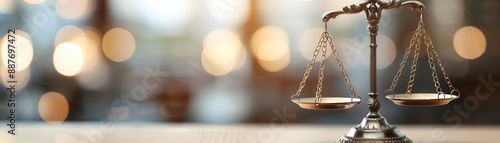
[0,122,498,143]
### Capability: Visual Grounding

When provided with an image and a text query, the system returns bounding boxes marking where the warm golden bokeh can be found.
[252,26,288,57]
[56,0,94,19]
[453,26,487,60]
[201,52,231,76]
[38,92,70,125]
[252,26,290,72]
[1,30,33,71]
[102,28,136,62]
[54,25,88,49]
[80,29,101,73]
[259,52,290,72]
[256,40,288,61]
[53,26,103,77]
[53,42,85,76]
[0,0,14,14]
[202,29,246,76]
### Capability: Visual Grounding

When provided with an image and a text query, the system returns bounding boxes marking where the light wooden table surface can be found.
[0,122,498,143]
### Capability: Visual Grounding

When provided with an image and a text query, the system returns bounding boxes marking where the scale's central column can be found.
[338,1,411,143]
[321,0,425,142]
[366,0,381,118]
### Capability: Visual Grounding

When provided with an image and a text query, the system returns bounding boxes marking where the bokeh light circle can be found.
[201,29,245,76]
[80,29,101,73]
[257,40,288,61]
[53,42,85,76]
[1,30,33,71]
[0,0,15,14]
[102,28,136,62]
[453,26,487,60]
[252,26,290,72]
[252,26,288,57]
[258,52,290,72]
[56,0,94,19]
[54,25,88,48]
[38,92,70,125]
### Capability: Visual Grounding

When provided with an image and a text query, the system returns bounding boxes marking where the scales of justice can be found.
[290,0,460,142]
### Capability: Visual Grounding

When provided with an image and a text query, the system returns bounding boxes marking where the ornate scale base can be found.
[337,116,412,143]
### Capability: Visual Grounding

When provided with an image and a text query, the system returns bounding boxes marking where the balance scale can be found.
[290,0,460,142]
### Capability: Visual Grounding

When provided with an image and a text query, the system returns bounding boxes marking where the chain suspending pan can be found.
[385,14,459,106]
[291,26,361,110]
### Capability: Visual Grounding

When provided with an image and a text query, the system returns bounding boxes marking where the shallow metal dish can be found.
[291,97,361,110]
[385,93,458,106]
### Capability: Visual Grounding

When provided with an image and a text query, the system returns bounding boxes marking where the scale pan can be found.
[385,93,458,106]
[292,97,361,110]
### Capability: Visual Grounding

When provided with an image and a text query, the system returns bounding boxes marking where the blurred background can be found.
[0,0,499,126]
